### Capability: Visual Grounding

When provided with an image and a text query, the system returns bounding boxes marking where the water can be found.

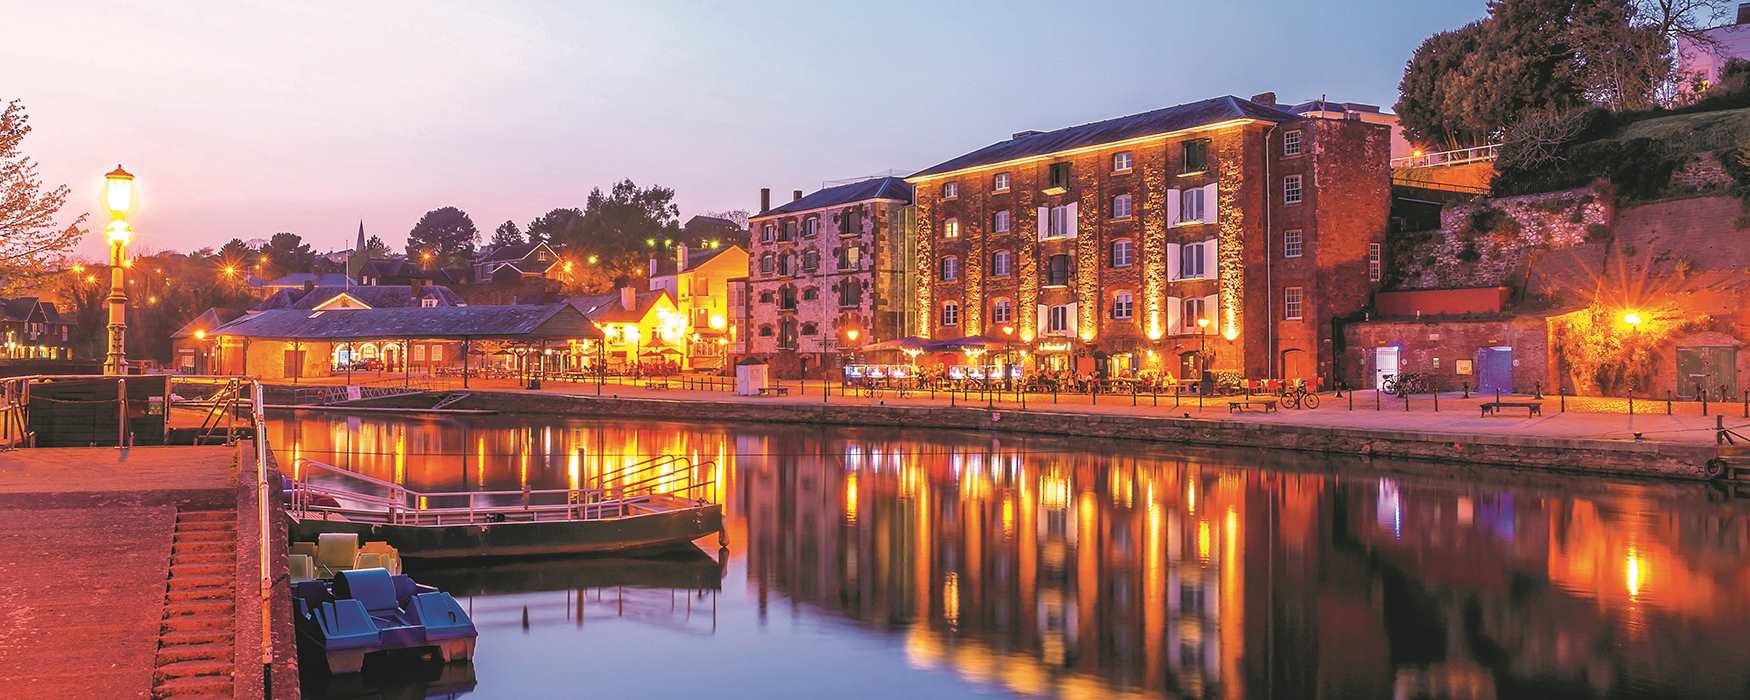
[268,410,1750,699]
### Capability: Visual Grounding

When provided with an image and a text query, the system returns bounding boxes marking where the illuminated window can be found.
[1110,239,1134,268]
[1182,139,1210,173]
[1184,297,1207,328]
[993,209,1011,233]
[943,218,960,240]
[942,182,959,199]
[1180,242,1206,279]
[1284,175,1303,205]
[942,302,960,327]
[1113,193,1133,219]
[1180,188,1205,222]
[941,256,959,281]
[1284,229,1303,258]
[1047,305,1070,334]
[1368,242,1382,282]
[1112,151,1133,172]
[1283,130,1303,157]
[1284,286,1303,320]
[992,298,1013,323]
[993,172,1011,192]
[991,250,1012,277]
[1112,291,1134,320]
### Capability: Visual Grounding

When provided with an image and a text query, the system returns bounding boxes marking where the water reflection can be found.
[270,410,1750,699]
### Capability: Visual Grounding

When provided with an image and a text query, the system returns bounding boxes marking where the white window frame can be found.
[1112,151,1133,173]
[1180,242,1205,279]
[993,172,1010,192]
[1112,193,1133,219]
[1284,286,1303,320]
[1180,188,1204,223]
[1047,205,1071,238]
[992,250,1012,277]
[1112,292,1134,320]
[942,182,959,199]
[1283,130,1303,157]
[1368,242,1382,282]
[1111,239,1134,268]
[1184,297,1207,330]
[1047,305,1070,334]
[993,209,1010,233]
[992,298,1013,324]
[942,302,960,327]
[761,224,774,243]
[943,218,959,240]
[1283,229,1303,259]
[941,256,959,281]
[803,217,819,238]
[1284,175,1303,205]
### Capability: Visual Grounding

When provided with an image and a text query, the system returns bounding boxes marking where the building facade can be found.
[648,243,749,369]
[908,94,1389,385]
[744,178,914,377]
[0,298,76,359]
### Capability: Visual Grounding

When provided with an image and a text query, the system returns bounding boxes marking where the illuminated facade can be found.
[0,297,75,360]
[908,94,1389,383]
[648,243,748,370]
[570,287,687,369]
[745,178,915,377]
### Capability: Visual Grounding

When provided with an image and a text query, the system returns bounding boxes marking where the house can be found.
[1287,98,1415,161]
[1677,3,1750,97]
[246,272,356,296]
[745,177,915,377]
[473,242,564,284]
[0,298,76,359]
[345,223,457,286]
[170,307,245,373]
[907,93,1389,386]
[569,287,685,370]
[648,243,749,369]
[683,214,749,249]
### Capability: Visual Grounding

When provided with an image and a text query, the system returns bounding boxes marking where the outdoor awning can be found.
[211,303,603,342]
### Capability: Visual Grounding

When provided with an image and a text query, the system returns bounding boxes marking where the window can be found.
[1368,243,1382,282]
[993,209,1011,233]
[992,298,1013,324]
[993,172,1011,192]
[1182,139,1210,173]
[991,250,1012,277]
[1110,239,1134,268]
[780,220,796,241]
[942,182,959,199]
[943,218,960,240]
[1047,205,1072,238]
[802,249,820,273]
[1181,242,1205,279]
[759,253,774,275]
[803,217,819,238]
[1283,130,1303,157]
[777,253,794,276]
[1113,193,1133,219]
[1283,229,1303,258]
[761,224,774,243]
[1112,292,1134,320]
[779,285,797,310]
[758,290,775,304]
[1047,305,1070,334]
[779,319,798,350]
[801,322,818,336]
[840,207,862,236]
[420,297,439,308]
[838,279,863,307]
[1046,254,1072,286]
[1179,188,1205,223]
[1183,297,1207,330]
[430,345,442,361]
[1112,151,1133,172]
[758,325,774,337]
[941,256,959,281]
[1047,162,1071,191]
[836,245,862,271]
[414,345,426,361]
[802,287,819,301]
[1284,287,1303,320]
[1284,175,1303,204]
[941,302,960,327]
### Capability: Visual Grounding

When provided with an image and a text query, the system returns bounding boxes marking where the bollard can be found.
[1348,390,1353,411]
[1375,388,1381,411]
[1702,387,1709,416]
[1132,384,1138,407]
[1629,391,1635,415]
[1462,381,1470,399]
[1405,393,1410,411]
[1433,389,1439,412]
[1743,389,1748,418]
[1153,388,1158,407]
[1667,391,1672,415]
[1560,388,1566,413]
[1091,383,1097,406]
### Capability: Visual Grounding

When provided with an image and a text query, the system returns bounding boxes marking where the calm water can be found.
[268,410,1750,700]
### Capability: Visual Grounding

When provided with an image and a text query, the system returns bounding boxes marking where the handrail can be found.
[1390,143,1501,169]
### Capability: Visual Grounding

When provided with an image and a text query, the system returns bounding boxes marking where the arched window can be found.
[759,253,774,275]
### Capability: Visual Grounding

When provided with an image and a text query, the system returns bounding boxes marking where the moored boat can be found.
[292,566,478,674]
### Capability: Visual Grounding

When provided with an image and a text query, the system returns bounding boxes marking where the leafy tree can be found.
[1397,21,1492,148]
[362,234,391,259]
[566,179,683,277]
[406,206,478,267]
[490,220,525,247]
[525,208,583,245]
[0,99,85,293]
[262,232,315,273]
[217,238,253,266]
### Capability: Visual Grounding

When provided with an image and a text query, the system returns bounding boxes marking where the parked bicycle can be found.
[1283,384,1320,409]
[1380,372,1430,398]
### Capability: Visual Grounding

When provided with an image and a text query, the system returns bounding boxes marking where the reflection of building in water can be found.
[413,553,726,638]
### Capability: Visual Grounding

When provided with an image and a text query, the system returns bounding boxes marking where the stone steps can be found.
[151,509,237,699]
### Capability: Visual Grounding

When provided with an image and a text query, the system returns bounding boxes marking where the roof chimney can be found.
[676,243,689,272]
[792,190,803,202]
[1251,92,1277,106]
[1739,2,1749,23]
[620,286,636,312]
[759,187,771,213]
[1012,129,1044,140]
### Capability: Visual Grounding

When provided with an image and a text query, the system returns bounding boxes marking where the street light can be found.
[1622,311,1644,327]
[1196,316,1211,379]
[103,165,135,375]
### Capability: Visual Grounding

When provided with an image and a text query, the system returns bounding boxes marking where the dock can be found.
[0,444,297,698]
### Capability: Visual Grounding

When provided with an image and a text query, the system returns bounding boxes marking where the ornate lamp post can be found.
[103,165,135,375]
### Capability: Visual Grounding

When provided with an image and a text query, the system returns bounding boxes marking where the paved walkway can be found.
[292,373,1749,446]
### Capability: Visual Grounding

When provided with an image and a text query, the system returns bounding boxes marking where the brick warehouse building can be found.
[744,177,915,377]
[906,94,1389,384]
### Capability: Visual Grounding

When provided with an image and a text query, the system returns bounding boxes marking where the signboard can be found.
[1455,359,1473,376]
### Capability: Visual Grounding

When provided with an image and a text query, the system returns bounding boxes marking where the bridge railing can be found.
[1390,143,1501,169]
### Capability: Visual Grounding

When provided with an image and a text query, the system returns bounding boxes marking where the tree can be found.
[700,209,750,229]
[1572,0,1673,111]
[406,206,478,267]
[1397,22,1492,148]
[362,234,391,259]
[569,179,683,262]
[490,220,525,247]
[262,232,315,273]
[525,208,583,245]
[0,99,85,293]
[217,238,253,266]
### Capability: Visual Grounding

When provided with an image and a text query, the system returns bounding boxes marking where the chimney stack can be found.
[793,190,803,202]
[1251,92,1277,106]
[676,243,689,272]
[620,286,636,312]
[1739,1,1749,24]
[759,187,771,213]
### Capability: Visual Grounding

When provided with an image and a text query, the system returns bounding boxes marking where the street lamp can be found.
[1196,316,1210,376]
[103,165,134,375]
[193,328,208,373]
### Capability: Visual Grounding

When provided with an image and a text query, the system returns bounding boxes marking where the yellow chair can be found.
[355,541,402,575]
[288,554,316,582]
[291,541,318,560]
[315,533,359,577]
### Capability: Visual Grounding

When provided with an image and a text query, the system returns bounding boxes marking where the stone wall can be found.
[1341,316,1553,393]
[1393,186,1609,290]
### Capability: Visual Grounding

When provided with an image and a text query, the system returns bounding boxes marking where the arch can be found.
[1281,348,1312,386]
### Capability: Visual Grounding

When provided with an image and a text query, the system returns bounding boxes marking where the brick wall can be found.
[1341,316,1552,393]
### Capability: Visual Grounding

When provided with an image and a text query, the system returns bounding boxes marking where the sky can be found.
[5,0,1485,261]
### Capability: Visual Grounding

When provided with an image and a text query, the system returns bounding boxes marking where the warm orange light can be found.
[1622,311,1643,327]
[222,265,237,276]
[1222,327,1237,342]
[845,328,860,342]
[193,329,207,340]
[1001,325,1014,336]
[105,220,131,245]
[1196,317,1210,330]
[104,165,134,217]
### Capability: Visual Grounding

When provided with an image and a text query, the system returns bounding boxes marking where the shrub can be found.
[1585,223,1611,241]
[1734,215,1750,229]
[1457,243,1481,262]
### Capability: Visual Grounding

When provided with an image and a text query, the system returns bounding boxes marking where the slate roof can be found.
[212,303,601,341]
[650,245,741,276]
[685,214,741,230]
[754,177,913,218]
[908,95,1303,179]
[171,308,244,339]
[248,272,355,288]
[1289,99,1385,115]
[478,242,559,264]
[255,285,464,311]
[566,290,672,323]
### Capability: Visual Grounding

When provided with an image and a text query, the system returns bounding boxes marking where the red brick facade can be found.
[910,106,1389,383]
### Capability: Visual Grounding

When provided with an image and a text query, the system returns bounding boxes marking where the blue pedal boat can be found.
[292,567,478,674]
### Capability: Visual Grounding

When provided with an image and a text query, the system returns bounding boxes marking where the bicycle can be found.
[1381,372,1429,398]
[1284,384,1320,409]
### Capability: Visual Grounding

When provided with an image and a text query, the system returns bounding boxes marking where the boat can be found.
[292,566,478,674]
[286,456,723,559]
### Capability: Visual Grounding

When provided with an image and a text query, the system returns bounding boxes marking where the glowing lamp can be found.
[104,165,135,217]
[193,329,207,340]
[1020,330,1035,342]
[1196,317,1210,331]
[105,220,131,245]
[845,328,860,342]
[1622,311,1643,327]
[708,314,727,330]
[1222,327,1237,342]
[587,255,599,265]
[1079,330,1094,342]
[1001,325,1014,336]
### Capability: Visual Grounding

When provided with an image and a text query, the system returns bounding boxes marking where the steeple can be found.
[355,221,366,254]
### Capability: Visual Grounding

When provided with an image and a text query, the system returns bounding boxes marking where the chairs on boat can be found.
[293,534,403,579]
[315,533,360,578]
[289,554,317,582]
[357,541,402,575]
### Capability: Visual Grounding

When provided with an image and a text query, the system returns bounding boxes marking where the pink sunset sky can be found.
[6,1,1478,260]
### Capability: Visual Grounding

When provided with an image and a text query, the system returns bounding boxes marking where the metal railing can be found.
[1390,143,1501,169]
[289,454,714,527]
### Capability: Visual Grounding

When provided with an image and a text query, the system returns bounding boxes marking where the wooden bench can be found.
[1480,401,1542,416]
[1228,399,1277,413]
[758,386,790,397]
[643,380,672,390]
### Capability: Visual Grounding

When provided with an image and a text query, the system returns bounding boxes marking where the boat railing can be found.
[291,456,716,526]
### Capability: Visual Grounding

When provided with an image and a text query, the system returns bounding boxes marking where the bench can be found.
[758,386,790,397]
[643,380,672,390]
[1228,399,1277,413]
[1480,401,1541,416]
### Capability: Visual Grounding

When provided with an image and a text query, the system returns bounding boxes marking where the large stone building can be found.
[907,94,1390,384]
[744,178,914,376]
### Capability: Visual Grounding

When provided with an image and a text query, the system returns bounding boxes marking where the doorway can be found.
[1676,346,1737,399]
[1373,346,1399,389]
[1281,349,1311,386]
[1476,346,1513,395]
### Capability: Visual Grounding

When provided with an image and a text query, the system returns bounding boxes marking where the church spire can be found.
[355,221,366,253]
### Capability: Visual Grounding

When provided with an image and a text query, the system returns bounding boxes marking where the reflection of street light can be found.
[103,165,135,375]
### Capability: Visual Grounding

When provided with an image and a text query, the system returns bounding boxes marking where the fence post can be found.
[1433,389,1438,412]
[1667,391,1672,415]
[1702,386,1708,416]
[1348,390,1353,411]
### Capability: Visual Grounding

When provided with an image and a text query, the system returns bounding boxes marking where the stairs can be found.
[151,510,237,698]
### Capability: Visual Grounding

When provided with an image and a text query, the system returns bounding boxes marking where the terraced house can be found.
[907,93,1389,385]
[744,178,914,376]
